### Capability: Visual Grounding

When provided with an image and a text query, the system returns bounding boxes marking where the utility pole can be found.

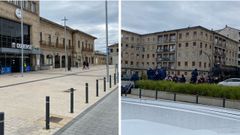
[105,0,109,82]
[62,17,68,71]
[21,1,24,77]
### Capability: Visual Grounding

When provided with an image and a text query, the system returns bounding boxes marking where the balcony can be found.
[82,48,94,52]
[156,57,175,62]
[156,48,175,53]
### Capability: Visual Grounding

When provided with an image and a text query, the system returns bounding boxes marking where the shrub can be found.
[135,80,240,100]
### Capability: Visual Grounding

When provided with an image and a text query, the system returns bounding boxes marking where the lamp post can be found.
[21,1,24,77]
[62,17,68,71]
[105,0,109,82]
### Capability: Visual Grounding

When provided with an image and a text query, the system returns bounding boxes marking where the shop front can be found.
[0,17,41,74]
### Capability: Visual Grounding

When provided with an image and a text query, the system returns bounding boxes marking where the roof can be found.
[108,43,118,48]
[95,51,106,56]
[123,26,238,43]
[40,17,97,39]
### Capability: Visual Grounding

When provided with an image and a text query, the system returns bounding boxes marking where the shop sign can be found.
[11,42,32,50]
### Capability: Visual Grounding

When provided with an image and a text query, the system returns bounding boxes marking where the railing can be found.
[157,57,175,62]
[82,48,94,52]
[156,48,175,53]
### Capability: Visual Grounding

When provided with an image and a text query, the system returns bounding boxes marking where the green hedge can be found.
[135,80,240,100]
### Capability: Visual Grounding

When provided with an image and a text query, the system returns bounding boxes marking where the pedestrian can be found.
[83,61,86,70]
[179,74,186,83]
[191,69,198,83]
[173,74,178,83]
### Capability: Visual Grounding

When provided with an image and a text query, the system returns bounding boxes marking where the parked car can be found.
[218,78,240,86]
[121,81,134,94]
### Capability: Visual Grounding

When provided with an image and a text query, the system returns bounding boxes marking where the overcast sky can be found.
[40,1,118,52]
[122,1,240,34]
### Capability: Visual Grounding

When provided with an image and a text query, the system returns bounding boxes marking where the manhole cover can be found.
[50,116,63,123]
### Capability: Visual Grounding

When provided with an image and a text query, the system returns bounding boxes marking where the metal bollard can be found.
[196,94,199,104]
[114,73,116,85]
[173,93,176,101]
[104,77,106,92]
[70,88,74,113]
[139,88,142,99]
[96,80,99,97]
[155,90,158,100]
[46,96,50,130]
[223,97,226,108]
[0,112,4,135]
[109,75,112,88]
[85,83,89,103]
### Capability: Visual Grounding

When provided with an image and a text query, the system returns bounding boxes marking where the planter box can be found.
[176,93,196,103]
[198,96,223,107]
[226,100,240,110]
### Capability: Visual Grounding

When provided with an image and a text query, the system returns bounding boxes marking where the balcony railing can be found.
[156,48,175,53]
[157,57,175,62]
[82,48,94,52]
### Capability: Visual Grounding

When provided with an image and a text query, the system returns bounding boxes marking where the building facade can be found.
[216,25,240,67]
[0,1,99,73]
[94,51,106,65]
[109,43,119,65]
[122,26,238,80]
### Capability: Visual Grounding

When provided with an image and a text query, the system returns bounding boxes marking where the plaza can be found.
[0,65,118,135]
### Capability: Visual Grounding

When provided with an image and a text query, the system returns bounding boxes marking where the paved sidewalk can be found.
[55,88,118,135]
[0,65,118,135]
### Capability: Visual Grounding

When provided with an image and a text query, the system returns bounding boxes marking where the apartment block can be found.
[122,26,238,80]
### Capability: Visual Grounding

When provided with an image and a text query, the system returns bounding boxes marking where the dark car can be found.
[121,81,134,94]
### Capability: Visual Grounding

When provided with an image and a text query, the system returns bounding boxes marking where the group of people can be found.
[82,61,89,70]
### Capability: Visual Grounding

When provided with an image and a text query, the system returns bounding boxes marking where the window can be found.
[178,62,181,66]
[185,61,188,66]
[69,40,71,47]
[186,32,189,37]
[48,35,51,45]
[205,44,207,48]
[56,37,59,46]
[193,42,196,46]
[40,32,42,42]
[204,62,206,68]
[179,43,181,48]
[78,41,80,48]
[152,54,155,58]
[184,72,188,75]
[31,2,36,13]
[185,43,188,47]
[131,61,133,65]
[110,49,113,53]
[126,44,128,47]
[179,33,182,39]
[63,38,65,45]
[200,42,202,48]
[192,61,195,66]
[199,62,202,67]
[147,54,149,58]
[193,31,197,36]
[142,55,144,58]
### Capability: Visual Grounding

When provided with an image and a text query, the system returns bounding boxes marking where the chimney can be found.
[225,25,228,28]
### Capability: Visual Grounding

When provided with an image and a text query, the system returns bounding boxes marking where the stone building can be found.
[122,26,238,80]
[109,43,118,65]
[0,1,99,73]
[94,51,106,65]
[216,25,240,67]
[0,1,41,72]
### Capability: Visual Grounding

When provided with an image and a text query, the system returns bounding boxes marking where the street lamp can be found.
[21,1,24,77]
[105,0,109,82]
[62,17,68,72]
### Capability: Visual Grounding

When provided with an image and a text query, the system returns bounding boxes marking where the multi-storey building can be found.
[0,1,100,73]
[216,25,240,67]
[109,43,119,65]
[122,26,238,80]
[94,51,106,65]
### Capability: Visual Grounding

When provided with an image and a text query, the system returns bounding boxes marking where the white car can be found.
[218,78,240,86]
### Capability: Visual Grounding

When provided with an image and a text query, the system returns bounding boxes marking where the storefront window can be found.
[0,17,30,48]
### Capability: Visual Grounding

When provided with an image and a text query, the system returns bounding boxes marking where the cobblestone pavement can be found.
[55,88,118,135]
[0,65,118,135]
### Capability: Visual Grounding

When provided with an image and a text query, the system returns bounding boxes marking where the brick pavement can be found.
[55,88,118,135]
[0,65,118,135]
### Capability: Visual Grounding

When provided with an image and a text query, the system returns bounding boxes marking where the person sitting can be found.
[173,74,178,82]
[179,74,186,83]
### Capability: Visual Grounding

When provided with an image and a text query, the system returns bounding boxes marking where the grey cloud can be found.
[122,1,240,34]
[40,1,118,52]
